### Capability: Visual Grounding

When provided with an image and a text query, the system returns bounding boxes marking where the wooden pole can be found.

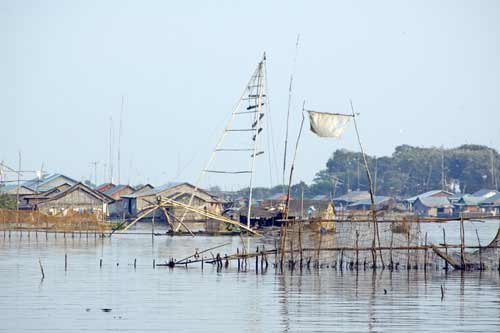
[389,228,394,269]
[407,230,411,270]
[475,229,482,270]
[355,230,359,268]
[65,253,67,272]
[38,258,45,279]
[424,232,428,271]
[350,100,384,268]
[443,228,449,271]
[460,217,465,269]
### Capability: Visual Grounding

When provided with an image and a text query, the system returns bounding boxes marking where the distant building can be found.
[479,193,500,215]
[260,193,291,208]
[413,197,453,217]
[347,196,396,211]
[121,182,224,222]
[333,191,370,209]
[453,195,484,214]
[103,185,135,200]
[36,183,113,218]
[0,184,35,196]
[405,190,454,204]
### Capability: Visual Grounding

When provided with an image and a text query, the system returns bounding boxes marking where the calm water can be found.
[1,223,500,332]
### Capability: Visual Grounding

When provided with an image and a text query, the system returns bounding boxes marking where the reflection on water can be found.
[0,224,499,332]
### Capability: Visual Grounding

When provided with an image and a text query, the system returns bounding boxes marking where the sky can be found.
[2,0,499,190]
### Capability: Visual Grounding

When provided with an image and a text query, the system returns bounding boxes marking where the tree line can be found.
[226,144,500,200]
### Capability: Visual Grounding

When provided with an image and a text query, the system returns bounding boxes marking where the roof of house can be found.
[481,193,500,205]
[406,190,454,202]
[414,196,452,208]
[456,194,484,206]
[95,183,115,192]
[103,184,134,197]
[472,189,499,198]
[333,191,370,203]
[0,184,35,194]
[311,194,330,201]
[132,184,154,194]
[23,173,78,192]
[122,182,223,203]
[348,196,394,207]
[39,182,113,204]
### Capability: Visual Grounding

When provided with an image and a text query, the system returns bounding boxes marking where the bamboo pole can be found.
[443,228,449,271]
[460,217,465,269]
[475,229,482,270]
[350,100,384,268]
[38,258,45,279]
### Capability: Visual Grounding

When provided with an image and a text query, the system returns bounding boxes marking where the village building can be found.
[121,182,225,221]
[347,196,396,211]
[260,193,291,208]
[479,193,500,215]
[333,191,370,210]
[405,190,454,211]
[132,184,154,195]
[453,195,485,215]
[0,184,35,196]
[21,183,75,209]
[102,184,135,200]
[36,182,112,218]
[412,197,453,217]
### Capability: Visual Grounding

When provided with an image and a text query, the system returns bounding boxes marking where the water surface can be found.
[1,224,499,332]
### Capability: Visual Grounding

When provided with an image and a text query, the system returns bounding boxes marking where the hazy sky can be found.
[2,0,499,189]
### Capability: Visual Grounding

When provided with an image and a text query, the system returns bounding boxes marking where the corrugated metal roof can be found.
[103,184,132,196]
[456,195,484,206]
[348,196,393,206]
[481,193,500,205]
[415,197,452,208]
[472,189,498,198]
[405,190,453,202]
[333,191,370,202]
[22,173,78,191]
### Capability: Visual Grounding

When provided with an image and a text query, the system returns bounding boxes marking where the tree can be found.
[0,193,16,210]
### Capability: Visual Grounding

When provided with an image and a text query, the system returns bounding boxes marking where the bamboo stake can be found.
[424,232,428,271]
[38,258,45,279]
[350,100,384,268]
[355,230,359,268]
[443,228,449,271]
[389,229,394,269]
[476,229,482,270]
[460,217,465,269]
[407,230,411,270]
